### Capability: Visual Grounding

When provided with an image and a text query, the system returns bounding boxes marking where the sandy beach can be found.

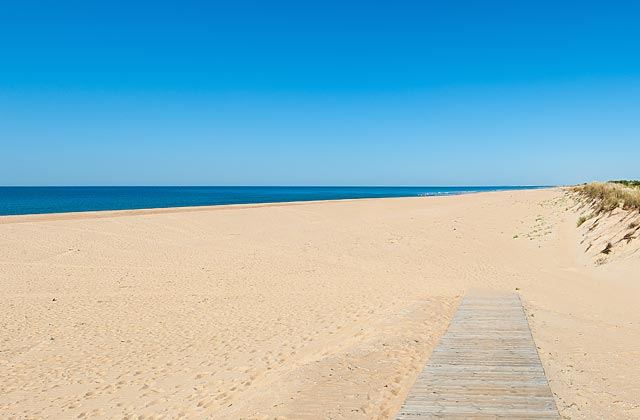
[1,188,639,419]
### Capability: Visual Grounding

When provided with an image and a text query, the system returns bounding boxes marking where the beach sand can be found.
[1,188,639,419]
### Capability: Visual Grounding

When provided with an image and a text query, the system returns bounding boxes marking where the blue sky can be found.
[1,1,639,186]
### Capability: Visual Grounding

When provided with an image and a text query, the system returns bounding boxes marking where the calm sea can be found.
[0,186,547,216]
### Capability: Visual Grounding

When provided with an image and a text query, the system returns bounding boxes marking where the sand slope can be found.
[1,189,638,419]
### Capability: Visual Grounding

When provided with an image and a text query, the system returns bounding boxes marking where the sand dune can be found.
[1,189,639,419]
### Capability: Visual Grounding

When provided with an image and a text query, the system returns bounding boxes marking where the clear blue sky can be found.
[2,1,639,186]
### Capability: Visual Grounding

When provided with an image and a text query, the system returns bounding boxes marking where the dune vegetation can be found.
[572,181,640,214]
[611,180,640,189]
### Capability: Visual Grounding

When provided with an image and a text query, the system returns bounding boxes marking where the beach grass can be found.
[572,181,640,213]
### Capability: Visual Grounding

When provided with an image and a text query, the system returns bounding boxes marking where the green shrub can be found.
[611,180,640,189]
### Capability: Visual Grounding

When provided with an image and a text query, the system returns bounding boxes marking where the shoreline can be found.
[0,187,556,224]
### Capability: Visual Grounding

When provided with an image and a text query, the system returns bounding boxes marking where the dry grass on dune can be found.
[572,181,640,214]
[571,181,640,261]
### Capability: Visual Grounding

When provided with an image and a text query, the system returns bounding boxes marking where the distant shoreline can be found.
[0,186,557,224]
[0,185,551,219]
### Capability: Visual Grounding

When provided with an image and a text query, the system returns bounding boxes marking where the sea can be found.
[0,186,547,216]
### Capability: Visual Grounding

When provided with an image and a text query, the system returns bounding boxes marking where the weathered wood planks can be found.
[396,291,559,419]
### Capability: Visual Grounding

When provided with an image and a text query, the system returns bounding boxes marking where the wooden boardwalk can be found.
[396,291,559,419]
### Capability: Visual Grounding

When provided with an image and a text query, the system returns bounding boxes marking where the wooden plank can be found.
[396,291,559,419]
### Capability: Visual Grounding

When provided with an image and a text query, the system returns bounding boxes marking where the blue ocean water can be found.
[0,186,547,216]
